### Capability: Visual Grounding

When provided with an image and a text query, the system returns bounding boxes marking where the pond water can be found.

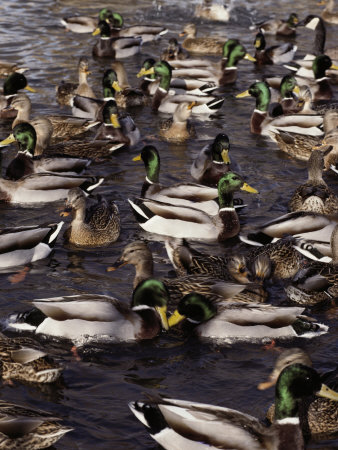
[0,0,337,448]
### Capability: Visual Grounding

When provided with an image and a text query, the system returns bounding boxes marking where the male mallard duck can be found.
[179,23,225,54]
[62,187,120,247]
[8,279,169,345]
[236,81,323,138]
[110,12,168,43]
[0,221,63,268]
[190,133,238,187]
[0,60,28,78]
[0,332,62,383]
[274,75,301,114]
[258,348,338,436]
[161,38,189,61]
[0,73,35,119]
[60,7,112,33]
[285,224,338,305]
[130,364,338,450]
[0,400,72,448]
[56,56,95,106]
[1,122,92,180]
[92,21,142,59]
[194,0,230,22]
[110,62,149,108]
[319,0,338,24]
[289,149,338,214]
[136,60,224,114]
[253,32,297,65]
[159,101,195,142]
[129,172,258,242]
[250,13,299,36]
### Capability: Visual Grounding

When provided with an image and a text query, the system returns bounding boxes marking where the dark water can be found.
[0,0,337,448]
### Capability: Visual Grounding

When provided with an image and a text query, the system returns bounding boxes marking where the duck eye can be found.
[239,267,245,273]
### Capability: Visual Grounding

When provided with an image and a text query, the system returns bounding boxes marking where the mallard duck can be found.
[0,221,63,268]
[129,172,258,242]
[236,81,323,138]
[1,122,92,180]
[0,400,72,448]
[110,12,168,43]
[130,364,338,449]
[289,149,338,214]
[110,62,149,108]
[62,187,120,247]
[258,348,338,436]
[92,21,142,59]
[319,0,338,24]
[56,56,95,106]
[253,32,297,65]
[190,133,238,187]
[0,60,28,78]
[161,38,189,61]
[0,332,62,383]
[179,23,225,54]
[136,60,224,114]
[285,224,338,305]
[275,75,301,114]
[8,279,169,344]
[60,7,112,33]
[0,73,35,119]
[297,15,338,60]
[159,101,195,142]
[0,172,102,204]
[250,13,299,36]
[194,0,230,22]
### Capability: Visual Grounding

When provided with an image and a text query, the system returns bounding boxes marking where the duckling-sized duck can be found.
[129,172,258,242]
[319,0,338,24]
[179,23,225,54]
[0,400,72,448]
[258,348,338,437]
[236,81,323,138]
[285,224,338,305]
[0,332,62,383]
[137,60,224,115]
[109,62,149,108]
[253,31,297,65]
[130,363,337,450]
[110,12,168,43]
[0,221,63,269]
[250,12,299,36]
[289,148,338,214]
[8,279,169,344]
[0,60,28,78]
[0,73,36,119]
[161,38,189,61]
[190,133,237,187]
[62,187,120,247]
[1,122,92,180]
[194,0,230,22]
[56,56,95,106]
[92,21,142,59]
[159,101,195,142]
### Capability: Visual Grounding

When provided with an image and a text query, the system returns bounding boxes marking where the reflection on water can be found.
[0,0,337,448]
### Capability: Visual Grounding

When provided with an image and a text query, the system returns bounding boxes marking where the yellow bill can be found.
[330,63,338,70]
[241,182,259,194]
[155,305,169,331]
[168,310,186,328]
[244,53,256,62]
[137,67,155,78]
[92,27,101,36]
[293,85,300,95]
[317,384,338,401]
[132,154,141,161]
[221,149,231,164]
[187,101,196,110]
[110,113,120,128]
[25,85,36,93]
[236,89,251,98]
[254,38,261,49]
[0,133,16,146]
[60,211,70,217]
[112,80,122,92]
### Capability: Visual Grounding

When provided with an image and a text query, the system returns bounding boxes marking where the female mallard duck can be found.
[0,221,63,268]
[0,60,28,78]
[190,133,239,187]
[159,101,195,142]
[109,62,149,108]
[130,364,338,449]
[194,0,230,22]
[253,32,297,65]
[0,400,72,448]
[1,122,92,180]
[62,187,120,247]
[92,21,142,59]
[250,12,299,36]
[129,172,258,242]
[109,12,168,43]
[56,56,95,106]
[289,149,338,214]
[136,60,224,114]
[161,38,189,61]
[236,81,323,138]
[60,7,112,33]
[0,332,62,383]
[8,278,169,344]
[258,348,338,436]
[0,73,35,119]
[319,0,338,24]
[179,23,226,54]
[285,224,338,305]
